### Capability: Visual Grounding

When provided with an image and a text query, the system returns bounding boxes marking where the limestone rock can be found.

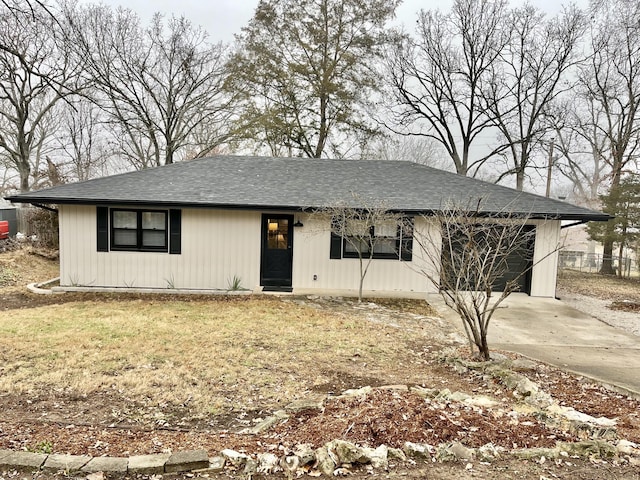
[314,446,336,476]
[403,442,432,460]
[340,386,373,398]
[293,444,316,465]
[243,458,258,476]
[257,453,279,474]
[387,447,407,462]
[284,398,324,413]
[512,447,558,460]
[409,386,439,398]
[221,449,249,468]
[361,445,389,470]
[557,440,617,459]
[437,442,475,462]
[327,440,368,465]
[278,455,299,476]
[617,440,639,456]
[476,443,505,462]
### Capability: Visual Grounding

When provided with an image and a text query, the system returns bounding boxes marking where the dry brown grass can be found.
[0,247,59,289]
[558,268,640,302]
[0,247,453,426]
[0,295,440,421]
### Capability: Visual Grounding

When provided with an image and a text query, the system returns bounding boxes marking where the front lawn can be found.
[1,249,639,479]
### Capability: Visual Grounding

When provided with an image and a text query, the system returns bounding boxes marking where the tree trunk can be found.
[600,232,615,275]
[477,335,491,361]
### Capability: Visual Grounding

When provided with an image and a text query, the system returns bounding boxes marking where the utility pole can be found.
[545,138,555,198]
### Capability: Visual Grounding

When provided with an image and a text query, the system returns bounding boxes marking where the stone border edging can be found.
[26,277,62,295]
[2,382,639,477]
[0,449,210,475]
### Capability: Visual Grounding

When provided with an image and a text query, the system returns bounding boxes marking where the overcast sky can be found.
[88,0,591,43]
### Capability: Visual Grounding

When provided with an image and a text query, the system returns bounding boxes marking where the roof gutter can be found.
[560,219,590,229]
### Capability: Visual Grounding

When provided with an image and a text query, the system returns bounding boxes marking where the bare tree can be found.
[54,97,111,182]
[483,4,585,190]
[229,0,399,159]
[314,198,408,302]
[577,0,640,274]
[553,97,609,206]
[66,5,236,169]
[413,202,545,360]
[366,134,452,171]
[0,2,82,191]
[386,0,510,176]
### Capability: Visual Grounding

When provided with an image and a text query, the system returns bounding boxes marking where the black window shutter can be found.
[400,219,413,262]
[169,209,181,254]
[96,206,109,252]
[329,232,342,259]
[401,237,413,261]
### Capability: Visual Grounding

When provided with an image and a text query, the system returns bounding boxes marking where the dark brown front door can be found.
[260,214,294,291]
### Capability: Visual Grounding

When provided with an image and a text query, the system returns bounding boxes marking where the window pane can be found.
[142,211,166,229]
[376,221,397,237]
[142,230,166,247]
[346,219,369,237]
[267,218,288,249]
[113,211,137,229]
[373,238,397,254]
[113,229,137,246]
[345,237,370,254]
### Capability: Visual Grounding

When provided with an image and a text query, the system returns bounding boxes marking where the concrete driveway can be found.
[426,293,640,395]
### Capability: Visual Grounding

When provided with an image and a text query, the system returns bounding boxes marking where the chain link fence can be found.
[558,250,638,277]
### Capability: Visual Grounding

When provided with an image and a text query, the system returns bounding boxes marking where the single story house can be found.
[5,156,609,297]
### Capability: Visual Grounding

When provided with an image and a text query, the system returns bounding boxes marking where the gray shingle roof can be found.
[5,155,609,221]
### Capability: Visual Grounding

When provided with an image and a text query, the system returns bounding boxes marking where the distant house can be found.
[6,156,609,297]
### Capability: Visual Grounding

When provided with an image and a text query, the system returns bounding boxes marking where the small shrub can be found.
[22,207,59,250]
[227,275,245,291]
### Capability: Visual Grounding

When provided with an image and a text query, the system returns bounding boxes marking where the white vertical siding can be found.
[530,219,561,297]
[57,206,560,298]
[59,205,261,291]
[291,214,436,294]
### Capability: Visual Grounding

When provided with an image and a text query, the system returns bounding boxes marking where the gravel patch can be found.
[557,289,640,337]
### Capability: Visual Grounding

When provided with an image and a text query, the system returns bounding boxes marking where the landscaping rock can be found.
[465,395,500,408]
[81,456,128,473]
[511,358,539,371]
[243,458,258,476]
[437,442,475,462]
[476,444,505,462]
[512,447,558,460]
[221,449,250,468]
[278,455,300,476]
[284,398,324,412]
[339,386,373,398]
[547,404,617,428]
[327,439,368,465]
[293,444,316,465]
[241,415,282,434]
[617,440,639,456]
[257,453,279,474]
[165,450,209,473]
[43,454,91,472]
[409,386,439,398]
[127,453,170,475]
[403,442,432,460]
[0,451,48,471]
[361,445,389,470]
[387,447,407,462]
[557,440,618,459]
[314,446,336,476]
[209,456,226,472]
